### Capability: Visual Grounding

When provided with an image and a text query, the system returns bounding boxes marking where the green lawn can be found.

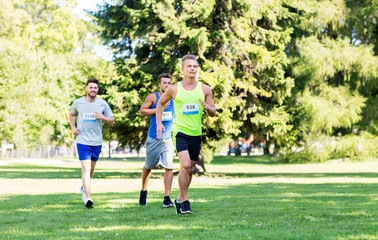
[0,156,377,240]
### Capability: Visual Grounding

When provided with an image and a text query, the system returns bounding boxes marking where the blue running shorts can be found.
[77,143,102,161]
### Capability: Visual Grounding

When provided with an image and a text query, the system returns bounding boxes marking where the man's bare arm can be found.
[140,93,156,117]
[68,112,80,136]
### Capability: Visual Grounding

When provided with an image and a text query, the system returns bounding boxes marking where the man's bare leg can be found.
[141,167,152,191]
[177,150,195,202]
[81,160,92,199]
[164,168,173,196]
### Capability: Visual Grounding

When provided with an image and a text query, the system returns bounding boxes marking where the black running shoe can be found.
[163,196,174,208]
[174,199,182,214]
[139,190,147,206]
[180,200,191,214]
[85,199,93,209]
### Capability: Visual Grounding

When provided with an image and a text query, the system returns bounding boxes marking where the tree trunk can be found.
[136,145,141,158]
[264,140,271,155]
[39,145,43,158]
[73,144,77,158]
[235,140,241,156]
[273,143,280,157]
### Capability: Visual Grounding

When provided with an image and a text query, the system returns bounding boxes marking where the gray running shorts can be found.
[144,136,174,170]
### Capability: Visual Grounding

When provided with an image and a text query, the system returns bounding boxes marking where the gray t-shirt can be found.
[69,97,114,146]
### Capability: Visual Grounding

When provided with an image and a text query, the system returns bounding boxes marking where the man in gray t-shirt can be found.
[68,78,115,209]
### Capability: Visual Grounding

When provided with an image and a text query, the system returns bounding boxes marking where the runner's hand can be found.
[94,111,103,119]
[156,124,165,140]
[199,99,209,110]
[73,128,80,136]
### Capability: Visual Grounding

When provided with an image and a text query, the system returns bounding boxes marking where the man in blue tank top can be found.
[139,73,175,207]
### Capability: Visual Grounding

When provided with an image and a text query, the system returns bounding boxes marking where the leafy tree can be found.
[0,38,115,150]
[281,0,377,161]
[0,0,117,155]
[93,0,298,164]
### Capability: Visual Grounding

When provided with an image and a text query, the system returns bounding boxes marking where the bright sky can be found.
[73,0,114,61]
[73,0,104,21]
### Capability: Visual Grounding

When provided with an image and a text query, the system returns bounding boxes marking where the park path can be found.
[1,176,378,195]
[1,158,377,195]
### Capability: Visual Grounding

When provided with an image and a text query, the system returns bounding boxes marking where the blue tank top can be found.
[148,92,174,139]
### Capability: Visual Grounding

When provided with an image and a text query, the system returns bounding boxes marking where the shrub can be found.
[280,133,377,163]
[330,132,377,159]
[280,146,330,163]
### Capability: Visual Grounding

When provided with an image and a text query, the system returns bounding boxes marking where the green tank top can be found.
[173,81,205,136]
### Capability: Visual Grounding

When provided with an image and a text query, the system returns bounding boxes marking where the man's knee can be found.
[182,163,195,174]
[181,161,191,171]
[82,169,91,177]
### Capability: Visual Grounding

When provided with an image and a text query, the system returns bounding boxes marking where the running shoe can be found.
[180,200,192,214]
[163,196,174,208]
[139,190,147,206]
[174,199,182,214]
[85,198,93,209]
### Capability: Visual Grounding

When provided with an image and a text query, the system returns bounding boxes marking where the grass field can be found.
[0,156,377,240]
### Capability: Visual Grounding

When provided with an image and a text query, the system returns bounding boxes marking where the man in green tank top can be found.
[156,54,216,214]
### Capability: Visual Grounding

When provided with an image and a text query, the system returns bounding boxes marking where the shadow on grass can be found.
[208,172,378,178]
[0,165,79,170]
[0,164,167,179]
[0,170,168,179]
[211,155,280,165]
[1,168,377,179]
[0,183,376,239]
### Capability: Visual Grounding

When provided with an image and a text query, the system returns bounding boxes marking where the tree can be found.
[92,0,376,164]
[93,0,297,164]
[0,0,117,155]
[0,38,115,150]
[281,0,377,161]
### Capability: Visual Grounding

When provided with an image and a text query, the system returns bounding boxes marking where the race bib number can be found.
[83,113,96,122]
[183,103,199,115]
[162,111,173,121]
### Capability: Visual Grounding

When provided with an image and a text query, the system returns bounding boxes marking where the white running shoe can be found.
[80,186,87,203]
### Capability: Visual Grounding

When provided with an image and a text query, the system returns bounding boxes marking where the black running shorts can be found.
[175,132,202,161]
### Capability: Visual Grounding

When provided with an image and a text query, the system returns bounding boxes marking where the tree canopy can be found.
[93,0,298,160]
[93,0,377,162]
[0,0,116,151]
[0,0,376,162]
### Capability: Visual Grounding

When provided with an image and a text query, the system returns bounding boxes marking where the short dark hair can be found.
[158,73,172,84]
[86,78,99,87]
[181,54,197,67]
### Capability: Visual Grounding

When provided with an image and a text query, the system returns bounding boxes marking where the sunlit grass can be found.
[0,156,377,239]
